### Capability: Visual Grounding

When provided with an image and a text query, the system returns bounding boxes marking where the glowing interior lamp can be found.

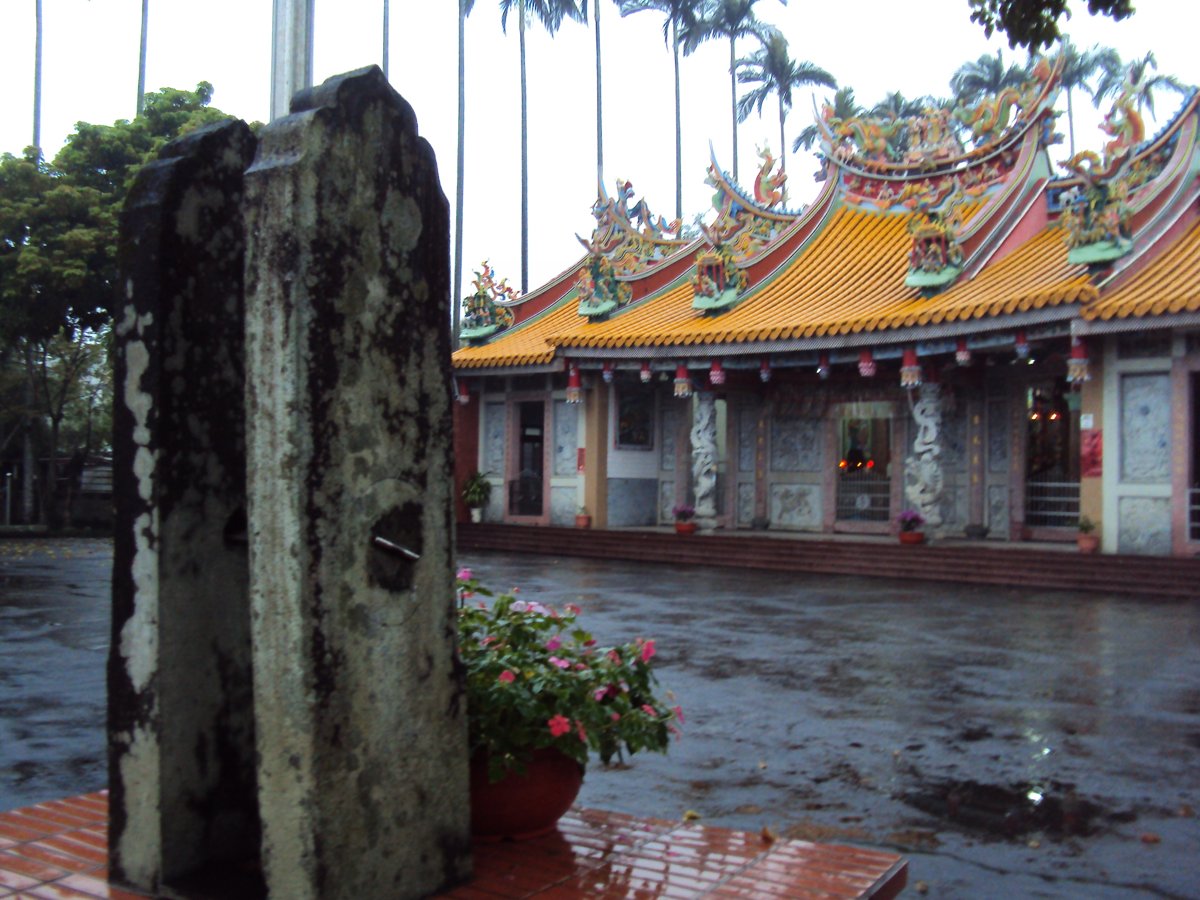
[566,362,582,404]
[709,359,726,386]
[900,347,922,389]
[640,361,652,383]
[857,349,876,378]
[955,337,971,366]
[673,363,692,399]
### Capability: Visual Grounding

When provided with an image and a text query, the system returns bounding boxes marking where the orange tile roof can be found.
[1084,219,1200,321]
[453,207,1096,368]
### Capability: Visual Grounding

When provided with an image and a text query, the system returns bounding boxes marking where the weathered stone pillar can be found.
[904,383,945,529]
[244,66,470,900]
[691,391,719,527]
[110,119,261,895]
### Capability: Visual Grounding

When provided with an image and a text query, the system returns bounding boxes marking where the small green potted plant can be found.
[896,509,926,544]
[462,471,492,523]
[456,569,679,839]
[1077,515,1099,554]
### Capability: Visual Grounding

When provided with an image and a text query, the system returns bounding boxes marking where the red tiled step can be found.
[0,795,906,900]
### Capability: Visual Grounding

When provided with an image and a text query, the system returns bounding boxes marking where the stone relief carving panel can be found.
[987,399,1008,474]
[769,483,822,529]
[550,485,577,526]
[738,407,758,473]
[658,480,675,523]
[770,418,822,473]
[1118,496,1171,555]
[553,400,578,477]
[987,484,1008,534]
[1120,373,1170,483]
[660,403,677,472]
[941,404,967,474]
[484,401,506,475]
[737,483,755,525]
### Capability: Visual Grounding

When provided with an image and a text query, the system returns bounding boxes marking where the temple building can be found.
[451,57,1200,557]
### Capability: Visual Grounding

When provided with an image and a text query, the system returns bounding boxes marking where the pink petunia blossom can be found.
[456,567,472,582]
[593,686,611,702]
[610,712,621,722]
[548,656,570,669]
[565,604,581,615]
[545,636,562,652]
[548,715,571,737]
[672,705,685,725]
[641,704,657,717]
[498,670,515,684]
[640,639,656,663]
[511,600,528,612]
[607,649,622,664]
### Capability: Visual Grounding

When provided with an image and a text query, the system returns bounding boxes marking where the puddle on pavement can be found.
[899,778,1135,839]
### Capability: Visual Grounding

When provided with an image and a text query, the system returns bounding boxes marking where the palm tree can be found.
[950,50,1031,105]
[735,31,835,173]
[137,0,149,115]
[792,85,861,153]
[454,0,475,345]
[33,0,43,149]
[618,0,702,221]
[1053,38,1109,158]
[682,0,785,182]
[1093,50,1188,119]
[500,0,586,293]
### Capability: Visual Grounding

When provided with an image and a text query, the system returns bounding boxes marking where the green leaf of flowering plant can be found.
[455,569,681,782]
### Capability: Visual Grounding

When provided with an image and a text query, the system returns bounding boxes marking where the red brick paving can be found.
[0,794,906,899]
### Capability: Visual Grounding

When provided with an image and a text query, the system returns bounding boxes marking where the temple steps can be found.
[458,524,1200,599]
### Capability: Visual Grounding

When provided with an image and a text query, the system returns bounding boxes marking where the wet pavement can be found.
[2,539,1198,898]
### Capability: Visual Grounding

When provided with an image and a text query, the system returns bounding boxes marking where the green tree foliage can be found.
[793,86,861,153]
[950,50,1032,105]
[968,0,1133,51]
[1092,50,1189,118]
[0,82,227,524]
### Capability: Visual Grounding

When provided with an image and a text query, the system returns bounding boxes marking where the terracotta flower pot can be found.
[575,514,591,529]
[898,530,925,545]
[674,520,698,535]
[470,748,584,840]
[1077,533,1099,554]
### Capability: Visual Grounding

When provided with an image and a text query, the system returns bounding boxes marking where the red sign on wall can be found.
[577,448,586,473]
[1081,429,1102,477]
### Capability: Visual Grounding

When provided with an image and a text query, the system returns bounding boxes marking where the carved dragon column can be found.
[904,383,945,532]
[690,391,719,528]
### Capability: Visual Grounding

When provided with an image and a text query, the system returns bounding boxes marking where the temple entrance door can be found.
[833,407,895,532]
[1021,377,1079,534]
[508,400,548,522]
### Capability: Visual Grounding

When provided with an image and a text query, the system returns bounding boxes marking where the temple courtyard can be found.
[1,538,1197,898]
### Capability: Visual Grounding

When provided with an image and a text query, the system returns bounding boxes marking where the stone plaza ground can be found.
[1,538,1197,897]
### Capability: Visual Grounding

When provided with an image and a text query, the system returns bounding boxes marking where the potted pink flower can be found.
[896,509,926,544]
[456,570,679,838]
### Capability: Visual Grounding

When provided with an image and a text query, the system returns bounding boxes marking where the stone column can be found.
[691,391,718,527]
[904,383,945,530]
[244,67,470,900]
[110,119,260,895]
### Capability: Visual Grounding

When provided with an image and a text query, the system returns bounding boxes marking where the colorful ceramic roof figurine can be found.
[580,179,687,278]
[458,260,517,344]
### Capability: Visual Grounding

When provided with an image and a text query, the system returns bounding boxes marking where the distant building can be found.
[452,59,1200,556]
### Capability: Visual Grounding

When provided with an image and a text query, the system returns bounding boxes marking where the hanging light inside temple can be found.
[640,361,652,383]
[602,361,614,383]
[455,378,471,406]
[816,351,830,380]
[709,359,726,386]
[566,362,582,403]
[1067,337,1090,384]
[900,347,922,389]
[955,337,971,366]
[1014,329,1030,360]
[858,349,876,378]
[674,363,692,399]
[759,358,772,382]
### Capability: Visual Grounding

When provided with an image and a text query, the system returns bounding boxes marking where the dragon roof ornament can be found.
[458,260,518,344]
[576,179,687,278]
[576,239,633,319]
[700,145,798,263]
[816,54,1062,198]
[1058,67,1149,264]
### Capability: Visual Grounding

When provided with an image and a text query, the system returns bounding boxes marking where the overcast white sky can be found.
[2,1,1196,301]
